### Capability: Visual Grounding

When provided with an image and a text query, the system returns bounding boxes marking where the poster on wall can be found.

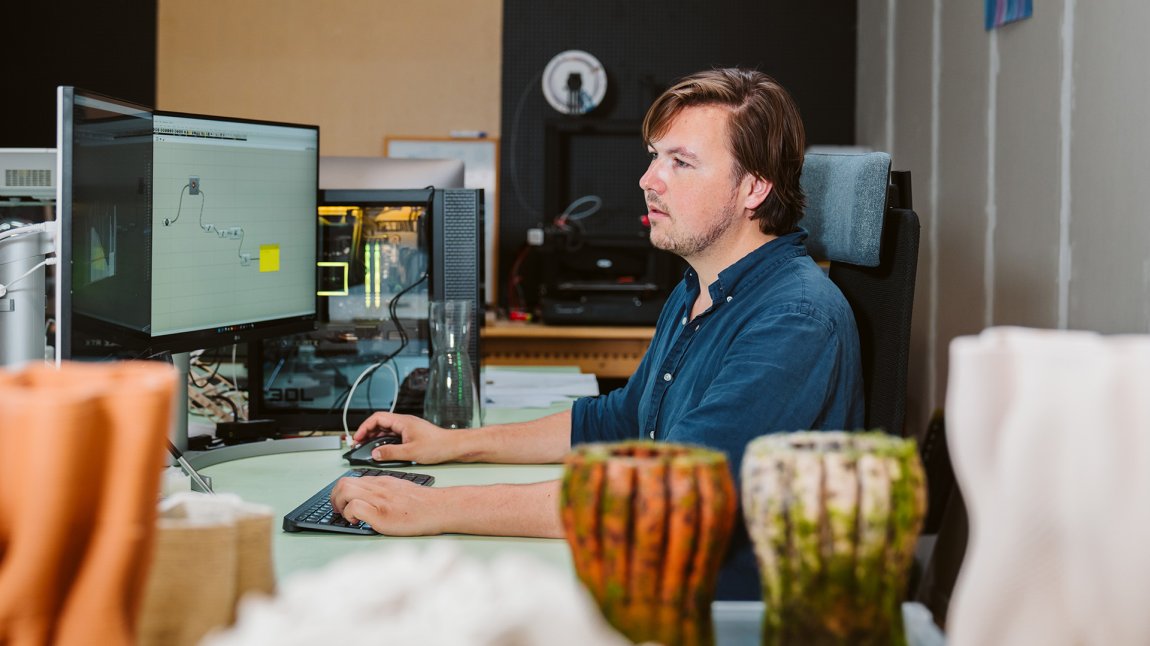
[986,0,1033,30]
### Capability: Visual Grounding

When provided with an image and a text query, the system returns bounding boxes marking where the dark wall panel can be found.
[499,0,856,308]
[5,1,156,147]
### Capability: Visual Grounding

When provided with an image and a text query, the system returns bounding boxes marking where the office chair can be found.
[802,153,961,621]
[799,151,921,437]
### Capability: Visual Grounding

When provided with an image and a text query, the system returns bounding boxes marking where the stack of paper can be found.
[481,367,600,408]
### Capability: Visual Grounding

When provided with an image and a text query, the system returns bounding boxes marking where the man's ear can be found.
[744,175,773,212]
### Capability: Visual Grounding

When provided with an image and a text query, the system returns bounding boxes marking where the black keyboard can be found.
[282,468,435,535]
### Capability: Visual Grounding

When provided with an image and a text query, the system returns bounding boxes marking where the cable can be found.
[231,343,240,395]
[508,70,545,218]
[0,221,52,244]
[559,195,602,222]
[341,357,401,447]
[327,270,427,411]
[505,244,532,313]
[0,257,55,298]
[188,348,223,388]
[163,183,203,227]
[209,394,240,421]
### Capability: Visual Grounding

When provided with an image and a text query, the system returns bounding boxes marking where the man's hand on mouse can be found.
[353,412,469,466]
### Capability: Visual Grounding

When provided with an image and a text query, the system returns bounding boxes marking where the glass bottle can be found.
[423,299,481,428]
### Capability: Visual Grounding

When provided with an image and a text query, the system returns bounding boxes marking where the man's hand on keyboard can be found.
[353,412,463,465]
[330,473,445,536]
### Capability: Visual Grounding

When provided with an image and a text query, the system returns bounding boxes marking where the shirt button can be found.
[649,431,655,439]
[694,324,700,331]
[681,316,687,325]
[663,373,672,382]
[726,296,733,302]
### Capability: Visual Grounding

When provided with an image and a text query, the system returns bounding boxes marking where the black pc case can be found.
[247,188,483,433]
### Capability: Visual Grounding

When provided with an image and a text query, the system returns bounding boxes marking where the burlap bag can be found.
[136,492,275,646]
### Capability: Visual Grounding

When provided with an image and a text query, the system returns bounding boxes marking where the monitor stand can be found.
[168,351,341,471]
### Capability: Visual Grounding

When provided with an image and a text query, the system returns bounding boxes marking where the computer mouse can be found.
[342,435,409,467]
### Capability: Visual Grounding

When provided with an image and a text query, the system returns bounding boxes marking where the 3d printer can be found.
[537,119,684,325]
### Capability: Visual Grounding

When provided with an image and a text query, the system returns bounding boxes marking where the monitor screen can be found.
[57,86,319,358]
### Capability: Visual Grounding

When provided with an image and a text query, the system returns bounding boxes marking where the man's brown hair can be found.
[642,68,807,235]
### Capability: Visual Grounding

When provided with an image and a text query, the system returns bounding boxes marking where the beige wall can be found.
[859,0,1150,437]
[157,0,503,156]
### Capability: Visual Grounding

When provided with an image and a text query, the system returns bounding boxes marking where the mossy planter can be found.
[560,441,738,646]
[741,431,926,646]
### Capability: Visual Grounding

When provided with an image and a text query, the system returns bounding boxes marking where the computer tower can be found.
[248,187,484,433]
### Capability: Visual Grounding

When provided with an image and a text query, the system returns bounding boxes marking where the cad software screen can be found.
[148,114,318,336]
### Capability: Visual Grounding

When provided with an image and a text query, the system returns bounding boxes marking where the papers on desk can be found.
[481,367,600,408]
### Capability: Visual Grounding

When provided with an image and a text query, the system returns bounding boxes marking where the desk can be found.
[200,404,570,582]
[202,452,569,581]
[480,320,654,379]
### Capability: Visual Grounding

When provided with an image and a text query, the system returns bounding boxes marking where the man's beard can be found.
[648,196,741,260]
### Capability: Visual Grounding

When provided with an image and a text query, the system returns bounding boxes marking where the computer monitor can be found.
[57,87,319,359]
[319,156,465,190]
[247,186,484,433]
[57,86,326,466]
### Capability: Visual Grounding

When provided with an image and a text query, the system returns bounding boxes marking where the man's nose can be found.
[639,165,663,193]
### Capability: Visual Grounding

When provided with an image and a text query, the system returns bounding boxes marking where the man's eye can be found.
[673,158,691,168]
[647,151,658,161]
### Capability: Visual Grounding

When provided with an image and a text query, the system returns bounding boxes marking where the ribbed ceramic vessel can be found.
[741,431,926,646]
[560,441,737,646]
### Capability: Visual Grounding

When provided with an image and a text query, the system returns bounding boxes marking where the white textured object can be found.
[946,326,1150,645]
[201,543,630,646]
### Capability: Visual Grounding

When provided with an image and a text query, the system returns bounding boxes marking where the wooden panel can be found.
[156,0,502,156]
[481,322,653,379]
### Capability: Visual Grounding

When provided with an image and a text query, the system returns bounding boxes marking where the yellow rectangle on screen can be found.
[259,244,280,272]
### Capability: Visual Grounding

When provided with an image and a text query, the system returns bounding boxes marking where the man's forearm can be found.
[438,480,565,538]
[455,409,573,464]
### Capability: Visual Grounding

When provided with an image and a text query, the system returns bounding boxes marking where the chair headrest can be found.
[799,151,891,267]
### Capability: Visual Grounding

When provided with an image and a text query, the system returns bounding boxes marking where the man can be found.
[332,68,864,600]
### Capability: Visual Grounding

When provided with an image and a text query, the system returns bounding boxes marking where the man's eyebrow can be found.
[650,145,700,161]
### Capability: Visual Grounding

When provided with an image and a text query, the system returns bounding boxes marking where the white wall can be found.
[858,0,1150,437]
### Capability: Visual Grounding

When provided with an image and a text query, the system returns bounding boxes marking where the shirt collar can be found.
[708,227,809,301]
[683,228,810,303]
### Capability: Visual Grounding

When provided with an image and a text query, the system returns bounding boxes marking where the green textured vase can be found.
[560,441,738,646]
[741,431,927,646]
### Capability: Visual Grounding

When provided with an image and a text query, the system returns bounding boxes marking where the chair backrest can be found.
[800,152,921,436]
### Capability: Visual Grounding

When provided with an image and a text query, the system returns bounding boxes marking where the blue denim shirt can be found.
[570,228,865,599]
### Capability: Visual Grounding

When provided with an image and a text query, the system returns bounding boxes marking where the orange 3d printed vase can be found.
[560,441,738,646]
[0,361,177,646]
[741,431,926,646]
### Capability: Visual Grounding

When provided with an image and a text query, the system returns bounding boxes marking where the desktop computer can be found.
[55,87,485,465]
[247,183,485,434]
